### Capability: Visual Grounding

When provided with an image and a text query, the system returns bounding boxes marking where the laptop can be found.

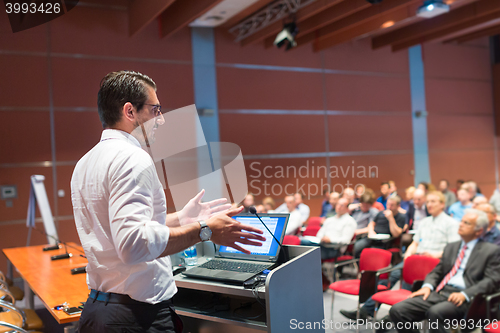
[182,213,289,284]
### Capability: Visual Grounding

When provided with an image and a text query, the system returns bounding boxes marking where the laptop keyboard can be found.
[199,259,270,274]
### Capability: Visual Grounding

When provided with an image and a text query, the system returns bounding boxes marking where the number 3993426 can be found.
[5,2,61,14]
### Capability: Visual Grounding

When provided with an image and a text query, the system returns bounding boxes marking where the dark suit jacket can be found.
[424,240,500,300]
[405,203,430,230]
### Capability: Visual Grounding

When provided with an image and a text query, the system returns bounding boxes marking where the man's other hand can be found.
[207,206,266,254]
[178,189,231,226]
[409,287,431,300]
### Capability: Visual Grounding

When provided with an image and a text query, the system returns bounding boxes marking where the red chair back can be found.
[402,255,440,285]
[302,224,321,236]
[359,248,392,273]
[307,217,322,227]
[283,235,301,245]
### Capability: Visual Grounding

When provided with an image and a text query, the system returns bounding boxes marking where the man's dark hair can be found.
[381,182,389,187]
[97,70,156,129]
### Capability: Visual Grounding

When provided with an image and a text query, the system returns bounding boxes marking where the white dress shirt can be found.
[316,213,357,246]
[71,129,176,304]
[415,212,460,256]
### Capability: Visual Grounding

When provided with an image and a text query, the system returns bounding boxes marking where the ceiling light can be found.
[381,20,395,29]
[417,0,450,18]
[274,22,299,51]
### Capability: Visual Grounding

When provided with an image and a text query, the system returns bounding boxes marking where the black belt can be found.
[89,289,172,306]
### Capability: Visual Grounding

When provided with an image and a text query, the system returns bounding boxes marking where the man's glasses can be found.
[144,104,162,117]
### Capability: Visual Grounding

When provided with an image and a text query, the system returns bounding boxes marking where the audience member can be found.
[388,180,398,196]
[366,188,384,211]
[489,183,500,213]
[275,192,310,223]
[324,192,340,218]
[355,184,365,201]
[255,204,265,214]
[400,186,415,212]
[241,193,254,213]
[448,188,472,222]
[301,198,357,260]
[376,182,391,209]
[282,195,303,235]
[406,189,430,231]
[340,191,459,321]
[453,179,465,194]
[463,181,484,200]
[342,187,356,204]
[301,198,357,291]
[418,182,429,194]
[351,193,379,236]
[262,196,275,212]
[320,189,331,218]
[477,203,500,246]
[472,195,487,208]
[390,209,500,333]
[438,179,456,209]
[354,196,406,258]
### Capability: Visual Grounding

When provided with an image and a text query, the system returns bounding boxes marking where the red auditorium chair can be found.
[371,255,440,321]
[302,224,321,237]
[486,323,500,333]
[328,248,392,325]
[306,217,322,227]
[282,235,301,245]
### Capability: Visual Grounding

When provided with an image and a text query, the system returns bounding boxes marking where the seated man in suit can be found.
[354,196,406,258]
[389,209,500,333]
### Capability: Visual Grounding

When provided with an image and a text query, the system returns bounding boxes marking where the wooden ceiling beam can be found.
[128,0,175,37]
[294,0,420,50]
[239,0,345,47]
[262,0,369,48]
[443,22,500,43]
[312,7,412,51]
[391,9,500,51]
[159,0,224,39]
[372,0,499,49]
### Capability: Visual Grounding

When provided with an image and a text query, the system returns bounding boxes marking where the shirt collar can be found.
[100,129,141,148]
[432,211,445,221]
[462,238,479,249]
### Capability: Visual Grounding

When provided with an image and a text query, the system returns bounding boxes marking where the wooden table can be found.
[3,243,89,324]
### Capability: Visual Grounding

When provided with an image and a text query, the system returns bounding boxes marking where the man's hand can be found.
[368,230,377,238]
[207,206,266,254]
[178,189,231,226]
[448,292,466,307]
[409,287,431,300]
[320,236,330,244]
[383,210,394,219]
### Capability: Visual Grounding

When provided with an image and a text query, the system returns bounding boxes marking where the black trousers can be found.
[389,286,469,333]
[79,294,183,333]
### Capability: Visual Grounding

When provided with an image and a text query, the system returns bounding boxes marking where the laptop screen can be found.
[218,214,289,261]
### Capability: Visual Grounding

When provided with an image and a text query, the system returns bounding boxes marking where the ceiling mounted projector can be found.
[417,0,450,18]
[274,22,299,51]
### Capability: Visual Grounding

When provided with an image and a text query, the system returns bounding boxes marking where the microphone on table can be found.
[31,228,84,264]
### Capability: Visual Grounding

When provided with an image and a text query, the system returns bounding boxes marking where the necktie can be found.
[435,244,467,292]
